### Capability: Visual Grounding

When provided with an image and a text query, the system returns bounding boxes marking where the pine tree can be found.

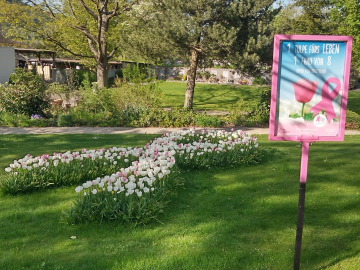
[132,0,280,109]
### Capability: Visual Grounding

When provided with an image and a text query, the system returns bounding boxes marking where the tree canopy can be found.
[0,0,138,88]
[130,0,280,108]
[274,0,337,35]
[331,0,360,69]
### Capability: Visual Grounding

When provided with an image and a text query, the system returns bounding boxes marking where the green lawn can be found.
[0,134,360,269]
[159,81,267,111]
[159,82,360,116]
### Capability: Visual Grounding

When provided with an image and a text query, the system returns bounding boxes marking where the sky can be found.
[273,0,293,8]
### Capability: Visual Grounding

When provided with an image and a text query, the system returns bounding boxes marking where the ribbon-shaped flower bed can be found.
[2,129,262,224]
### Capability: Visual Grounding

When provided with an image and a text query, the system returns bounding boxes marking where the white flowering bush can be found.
[2,129,262,225]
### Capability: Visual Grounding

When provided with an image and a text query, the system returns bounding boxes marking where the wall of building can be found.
[0,47,15,84]
[152,66,271,85]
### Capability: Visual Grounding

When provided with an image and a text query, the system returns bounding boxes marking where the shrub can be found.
[248,88,271,124]
[0,68,49,117]
[47,69,80,101]
[229,99,254,125]
[78,86,118,114]
[252,76,268,85]
[77,78,163,119]
[349,68,359,90]
[201,71,211,80]
[75,70,97,87]
[0,111,31,127]
[228,88,271,126]
[122,64,154,84]
[162,108,196,127]
[0,111,54,127]
[195,113,222,127]
[57,114,74,127]
[346,110,360,129]
[134,107,197,127]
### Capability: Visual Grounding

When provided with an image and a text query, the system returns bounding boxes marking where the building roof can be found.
[15,48,56,54]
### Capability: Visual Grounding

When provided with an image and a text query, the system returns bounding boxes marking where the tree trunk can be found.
[96,62,109,88]
[184,49,200,109]
[96,11,109,88]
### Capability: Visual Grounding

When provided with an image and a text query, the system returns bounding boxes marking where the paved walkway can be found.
[1,126,360,135]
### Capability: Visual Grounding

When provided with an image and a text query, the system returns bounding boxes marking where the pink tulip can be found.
[292,79,318,104]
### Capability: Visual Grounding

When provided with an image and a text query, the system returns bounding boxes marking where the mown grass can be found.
[0,134,360,269]
[159,81,267,111]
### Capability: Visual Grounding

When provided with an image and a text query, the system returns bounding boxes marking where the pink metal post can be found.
[299,142,309,183]
[294,142,310,270]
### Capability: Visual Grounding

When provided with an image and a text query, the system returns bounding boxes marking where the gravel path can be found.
[1,126,359,135]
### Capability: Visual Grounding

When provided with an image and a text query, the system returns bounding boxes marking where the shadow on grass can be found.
[0,136,359,269]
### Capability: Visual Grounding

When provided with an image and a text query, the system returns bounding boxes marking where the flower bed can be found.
[2,129,262,224]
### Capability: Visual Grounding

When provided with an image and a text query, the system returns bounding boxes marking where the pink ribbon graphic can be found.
[310,77,341,123]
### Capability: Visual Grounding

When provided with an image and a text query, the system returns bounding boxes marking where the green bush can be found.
[349,68,359,90]
[57,114,74,127]
[77,79,163,120]
[252,76,268,85]
[75,70,97,87]
[0,111,31,127]
[229,88,271,126]
[248,88,271,124]
[195,113,222,127]
[346,110,360,129]
[0,68,49,117]
[0,111,55,127]
[229,99,254,125]
[134,107,197,127]
[122,64,154,83]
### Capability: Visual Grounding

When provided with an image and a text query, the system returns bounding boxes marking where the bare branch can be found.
[79,0,97,20]
[111,0,139,18]
[107,45,120,59]
[68,0,79,20]
[42,0,57,18]
[46,36,94,58]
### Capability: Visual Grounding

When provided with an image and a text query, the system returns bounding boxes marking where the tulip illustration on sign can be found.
[292,79,318,118]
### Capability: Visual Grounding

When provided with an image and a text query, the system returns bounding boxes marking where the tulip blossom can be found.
[292,79,318,117]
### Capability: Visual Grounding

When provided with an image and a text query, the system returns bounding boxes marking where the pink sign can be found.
[269,35,353,142]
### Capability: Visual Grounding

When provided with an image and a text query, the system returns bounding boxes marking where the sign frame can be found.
[269,34,353,142]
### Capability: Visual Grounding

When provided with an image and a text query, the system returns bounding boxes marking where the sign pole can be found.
[293,142,310,270]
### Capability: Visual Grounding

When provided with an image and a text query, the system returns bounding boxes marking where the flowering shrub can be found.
[30,114,43,120]
[2,129,262,224]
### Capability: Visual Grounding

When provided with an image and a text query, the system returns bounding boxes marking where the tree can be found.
[0,0,138,88]
[331,0,360,70]
[273,2,301,34]
[274,0,337,35]
[131,0,279,109]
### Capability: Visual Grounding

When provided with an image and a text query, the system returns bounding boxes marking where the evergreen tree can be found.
[274,0,337,35]
[131,0,280,109]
